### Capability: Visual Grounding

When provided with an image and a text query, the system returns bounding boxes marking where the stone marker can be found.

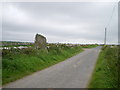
[34,34,47,49]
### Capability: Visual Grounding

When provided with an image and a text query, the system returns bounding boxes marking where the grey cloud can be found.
[2,2,118,44]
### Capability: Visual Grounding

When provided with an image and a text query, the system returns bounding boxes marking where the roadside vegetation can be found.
[88,45,119,88]
[81,44,98,48]
[2,44,83,85]
[0,49,2,86]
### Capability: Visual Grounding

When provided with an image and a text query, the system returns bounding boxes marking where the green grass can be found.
[88,46,119,88]
[0,69,2,86]
[2,45,83,85]
[0,57,1,86]
[81,44,98,48]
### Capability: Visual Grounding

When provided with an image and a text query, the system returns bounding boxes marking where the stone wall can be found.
[1,42,33,46]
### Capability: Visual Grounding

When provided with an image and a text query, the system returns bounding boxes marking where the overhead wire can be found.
[106,0,118,28]
[104,0,118,45]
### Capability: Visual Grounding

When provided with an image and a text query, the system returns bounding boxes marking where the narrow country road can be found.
[3,46,102,88]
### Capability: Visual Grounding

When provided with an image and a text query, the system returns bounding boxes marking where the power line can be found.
[106,0,118,28]
[104,0,118,45]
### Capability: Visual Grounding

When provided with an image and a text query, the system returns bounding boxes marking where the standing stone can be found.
[34,34,47,49]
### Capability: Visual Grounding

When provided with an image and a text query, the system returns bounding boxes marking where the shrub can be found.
[22,48,36,55]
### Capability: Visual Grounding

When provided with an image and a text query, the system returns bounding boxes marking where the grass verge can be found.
[88,45,119,88]
[2,45,83,85]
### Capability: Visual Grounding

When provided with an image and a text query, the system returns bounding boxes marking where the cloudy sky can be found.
[2,0,118,44]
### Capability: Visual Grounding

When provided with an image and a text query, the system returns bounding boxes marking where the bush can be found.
[22,48,36,55]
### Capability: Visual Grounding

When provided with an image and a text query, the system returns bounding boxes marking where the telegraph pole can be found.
[104,28,107,45]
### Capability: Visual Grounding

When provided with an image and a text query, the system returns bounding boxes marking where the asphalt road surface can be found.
[3,46,102,88]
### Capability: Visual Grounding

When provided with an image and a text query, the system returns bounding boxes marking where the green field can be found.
[88,45,119,88]
[2,44,83,85]
[1,45,33,47]
[0,41,33,47]
[81,44,98,48]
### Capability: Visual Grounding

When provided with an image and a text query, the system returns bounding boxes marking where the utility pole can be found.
[104,28,107,45]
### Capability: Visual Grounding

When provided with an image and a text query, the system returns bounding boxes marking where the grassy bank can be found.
[88,46,118,88]
[2,44,83,85]
[0,69,2,86]
[0,50,2,86]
